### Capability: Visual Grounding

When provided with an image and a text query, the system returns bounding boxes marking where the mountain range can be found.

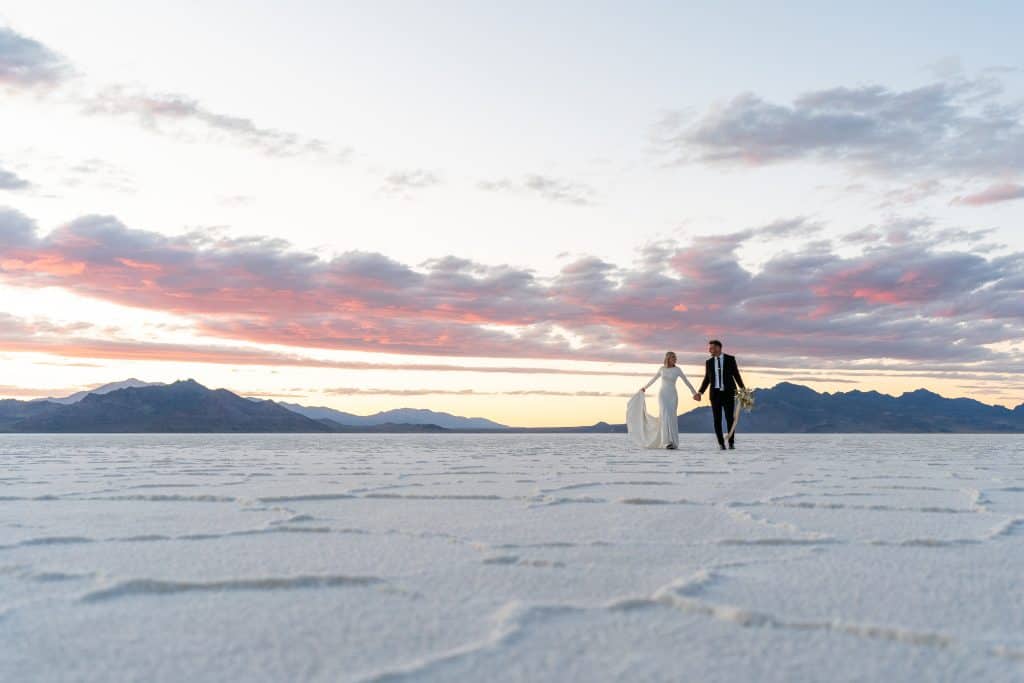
[3,380,330,433]
[0,380,509,433]
[674,382,1024,433]
[0,379,1021,433]
[277,402,505,430]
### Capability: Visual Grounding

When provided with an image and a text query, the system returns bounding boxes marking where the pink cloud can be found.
[0,313,643,376]
[1,210,1022,371]
[953,183,1024,206]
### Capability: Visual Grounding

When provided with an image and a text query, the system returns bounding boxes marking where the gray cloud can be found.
[380,169,441,196]
[0,26,71,88]
[0,165,31,190]
[657,77,1024,180]
[60,157,136,193]
[1,28,349,162]
[325,387,477,396]
[81,86,351,161]
[769,376,860,385]
[880,179,949,207]
[0,206,38,241]
[479,174,597,206]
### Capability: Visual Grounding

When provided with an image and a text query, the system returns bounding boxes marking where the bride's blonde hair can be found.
[663,351,677,367]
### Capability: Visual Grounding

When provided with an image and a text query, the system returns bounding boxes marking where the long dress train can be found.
[626,366,696,449]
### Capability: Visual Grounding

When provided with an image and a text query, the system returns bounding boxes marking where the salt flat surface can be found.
[2,433,1023,682]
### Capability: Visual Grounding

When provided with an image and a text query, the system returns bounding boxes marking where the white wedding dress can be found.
[626,366,696,449]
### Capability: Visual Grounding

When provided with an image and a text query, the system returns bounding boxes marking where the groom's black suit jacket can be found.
[699,354,745,395]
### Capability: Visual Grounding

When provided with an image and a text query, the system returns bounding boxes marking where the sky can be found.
[1,1,1023,426]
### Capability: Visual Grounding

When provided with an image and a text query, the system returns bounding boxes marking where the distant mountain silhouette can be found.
[662,382,1023,433]
[279,402,506,430]
[1,379,1021,433]
[318,420,452,433]
[5,380,331,433]
[517,382,1023,434]
[32,378,164,405]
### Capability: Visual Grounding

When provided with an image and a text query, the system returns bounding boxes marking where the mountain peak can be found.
[12,380,331,432]
[772,382,820,395]
[901,388,941,398]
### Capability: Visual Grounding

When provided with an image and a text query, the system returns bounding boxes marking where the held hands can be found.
[692,392,701,402]
[640,387,645,393]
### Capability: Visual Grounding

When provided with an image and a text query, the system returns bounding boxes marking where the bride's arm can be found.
[677,367,696,395]
[640,368,660,392]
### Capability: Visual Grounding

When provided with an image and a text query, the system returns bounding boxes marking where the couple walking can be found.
[626,340,745,450]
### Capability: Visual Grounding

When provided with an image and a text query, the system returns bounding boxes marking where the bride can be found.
[626,351,696,449]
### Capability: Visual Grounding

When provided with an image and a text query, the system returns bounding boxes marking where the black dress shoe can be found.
[666,444,676,450]
[728,443,735,450]
[719,444,727,450]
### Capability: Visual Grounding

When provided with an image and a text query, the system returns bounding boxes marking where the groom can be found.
[694,340,745,450]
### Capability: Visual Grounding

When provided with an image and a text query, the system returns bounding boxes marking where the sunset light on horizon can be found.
[2,2,1023,426]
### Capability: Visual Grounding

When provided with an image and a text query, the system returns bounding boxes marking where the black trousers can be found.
[710,389,736,446]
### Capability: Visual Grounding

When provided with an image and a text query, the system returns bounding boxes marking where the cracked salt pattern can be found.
[2,433,1023,681]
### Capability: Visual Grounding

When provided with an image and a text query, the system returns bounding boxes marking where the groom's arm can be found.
[732,357,745,389]
[698,361,710,394]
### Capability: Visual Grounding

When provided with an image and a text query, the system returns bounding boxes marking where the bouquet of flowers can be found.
[726,388,755,442]
[736,387,755,411]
